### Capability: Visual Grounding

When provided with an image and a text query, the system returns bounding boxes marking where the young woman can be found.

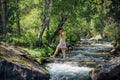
[52,28,67,59]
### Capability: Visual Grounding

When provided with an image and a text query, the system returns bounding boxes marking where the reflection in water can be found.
[46,63,93,80]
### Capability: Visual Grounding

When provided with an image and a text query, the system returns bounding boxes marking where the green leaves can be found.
[1,0,119,52]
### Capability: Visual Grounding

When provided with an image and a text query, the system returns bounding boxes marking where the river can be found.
[46,41,112,80]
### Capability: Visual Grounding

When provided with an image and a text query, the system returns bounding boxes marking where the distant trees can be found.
[1,0,21,38]
[108,0,120,44]
[1,0,7,38]
[109,0,120,44]
[16,0,21,35]
[0,0,119,47]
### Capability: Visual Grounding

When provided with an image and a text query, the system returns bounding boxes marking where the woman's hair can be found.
[58,27,62,31]
[58,28,64,37]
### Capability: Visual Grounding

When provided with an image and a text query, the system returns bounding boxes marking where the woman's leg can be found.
[61,48,66,59]
[53,47,59,57]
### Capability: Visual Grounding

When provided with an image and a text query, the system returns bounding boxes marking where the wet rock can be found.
[67,44,74,50]
[77,62,97,68]
[84,52,108,58]
[96,48,111,53]
[0,60,49,80]
[75,40,91,47]
[109,48,120,57]
[0,44,50,80]
[85,62,97,68]
[90,57,120,80]
[66,44,74,53]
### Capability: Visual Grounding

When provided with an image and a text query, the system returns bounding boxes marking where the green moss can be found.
[86,62,97,67]
[34,58,42,64]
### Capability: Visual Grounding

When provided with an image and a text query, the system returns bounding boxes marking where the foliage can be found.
[108,0,120,44]
[116,44,120,51]
[0,0,120,57]
[104,23,117,41]
[24,46,54,57]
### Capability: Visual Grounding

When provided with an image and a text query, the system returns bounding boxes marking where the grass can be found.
[23,47,54,57]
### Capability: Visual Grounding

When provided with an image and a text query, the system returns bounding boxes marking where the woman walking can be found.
[52,28,67,59]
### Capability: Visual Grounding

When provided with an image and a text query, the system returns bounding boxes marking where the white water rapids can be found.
[46,63,93,80]
[46,41,112,80]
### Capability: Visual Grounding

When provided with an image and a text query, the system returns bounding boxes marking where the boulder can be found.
[0,60,49,80]
[0,44,50,80]
[90,57,120,80]
[109,48,120,57]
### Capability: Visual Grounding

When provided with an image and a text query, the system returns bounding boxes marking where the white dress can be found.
[57,32,66,48]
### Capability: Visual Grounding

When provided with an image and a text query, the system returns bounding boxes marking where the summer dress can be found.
[57,32,66,48]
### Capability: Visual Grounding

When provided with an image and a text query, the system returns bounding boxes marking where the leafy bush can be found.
[24,46,54,57]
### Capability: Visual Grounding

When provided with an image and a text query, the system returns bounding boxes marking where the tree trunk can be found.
[38,0,52,47]
[16,0,21,35]
[51,11,67,43]
[114,26,117,43]
[38,18,49,47]
[1,0,7,38]
[117,24,120,44]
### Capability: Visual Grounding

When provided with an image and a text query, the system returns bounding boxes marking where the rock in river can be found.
[90,57,120,80]
[0,44,50,80]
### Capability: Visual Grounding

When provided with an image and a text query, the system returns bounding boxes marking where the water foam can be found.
[46,63,93,80]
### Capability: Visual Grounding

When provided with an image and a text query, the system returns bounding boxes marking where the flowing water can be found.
[46,41,112,80]
[47,63,92,80]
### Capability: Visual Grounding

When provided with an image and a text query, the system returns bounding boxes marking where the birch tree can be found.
[38,0,52,47]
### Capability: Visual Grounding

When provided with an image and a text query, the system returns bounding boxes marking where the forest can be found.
[0,0,120,80]
[0,0,120,56]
